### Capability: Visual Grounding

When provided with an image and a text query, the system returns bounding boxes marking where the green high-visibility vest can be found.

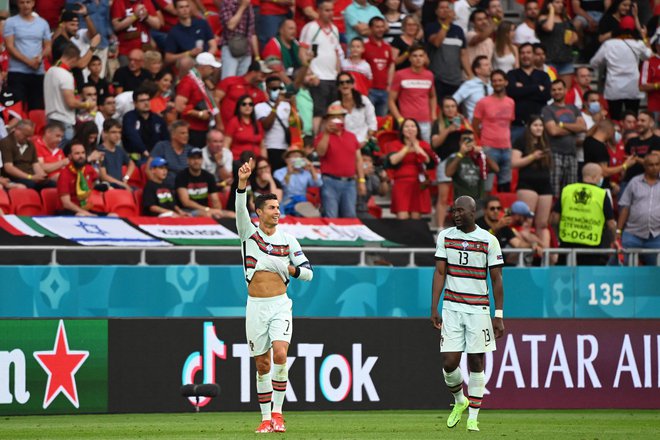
[559,183,606,246]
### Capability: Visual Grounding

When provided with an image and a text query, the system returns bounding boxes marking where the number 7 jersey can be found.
[435,226,504,315]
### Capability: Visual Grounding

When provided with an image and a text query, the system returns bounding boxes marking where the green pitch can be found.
[1,410,658,439]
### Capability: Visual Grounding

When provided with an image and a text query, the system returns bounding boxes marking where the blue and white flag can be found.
[32,217,170,247]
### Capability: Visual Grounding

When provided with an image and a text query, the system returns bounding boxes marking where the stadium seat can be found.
[497,192,518,209]
[88,190,106,213]
[122,164,146,189]
[367,196,382,219]
[9,188,44,215]
[0,188,12,214]
[105,190,138,217]
[306,187,321,208]
[40,188,61,214]
[28,110,47,136]
[133,189,143,215]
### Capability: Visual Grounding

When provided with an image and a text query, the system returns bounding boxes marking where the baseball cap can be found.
[60,10,79,23]
[510,201,534,217]
[195,52,221,68]
[619,15,635,31]
[188,147,204,158]
[248,60,273,74]
[326,104,348,116]
[150,156,168,168]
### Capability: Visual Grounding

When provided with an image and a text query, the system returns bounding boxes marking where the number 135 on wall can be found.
[588,282,624,306]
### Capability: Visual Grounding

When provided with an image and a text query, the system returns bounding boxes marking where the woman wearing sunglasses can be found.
[330,72,377,147]
[224,95,267,161]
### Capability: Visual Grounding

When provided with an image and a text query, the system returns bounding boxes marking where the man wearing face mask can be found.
[255,76,292,172]
[551,162,617,265]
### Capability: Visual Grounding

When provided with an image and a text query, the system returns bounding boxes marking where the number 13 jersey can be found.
[435,226,504,315]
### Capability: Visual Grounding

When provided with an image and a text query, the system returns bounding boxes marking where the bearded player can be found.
[431,196,505,432]
[235,162,313,433]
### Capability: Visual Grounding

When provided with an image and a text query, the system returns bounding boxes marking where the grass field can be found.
[1,410,658,439]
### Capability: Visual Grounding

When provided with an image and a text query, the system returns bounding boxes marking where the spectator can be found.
[273,148,321,216]
[364,17,395,117]
[300,0,344,134]
[513,0,541,45]
[144,50,164,80]
[110,0,161,64]
[216,60,268,130]
[86,56,112,101]
[356,152,390,218]
[425,0,469,99]
[445,130,499,214]
[315,104,366,218]
[473,69,515,192]
[220,0,258,79]
[344,0,384,46]
[507,200,547,259]
[572,0,605,37]
[536,0,578,87]
[0,120,48,190]
[97,119,135,190]
[113,49,150,94]
[331,72,377,146]
[511,115,554,251]
[294,0,319,38]
[52,8,101,78]
[225,150,256,211]
[453,0,481,35]
[76,121,102,156]
[150,70,176,121]
[201,129,233,184]
[391,15,423,71]
[77,83,99,125]
[249,157,283,206]
[532,42,558,81]
[598,0,635,43]
[487,0,504,25]
[151,0,178,41]
[553,162,616,265]
[453,55,493,123]
[44,44,93,144]
[492,21,518,73]
[542,79,586,197]
[506,42,551,143]
[389,45,437,142]
[258,0,292,48]
[621,110,660,191]
[3,0,50,112]
[590,16,651,121]
[380,0,406,42]
[224,94,266,161]
[565,66,592,108]
[261,19,301,81]
[640,32,660,121]
[175,52,222,148]
[584,119,635,191]
[122,87,170,160]
[341,38,373,97]
[465,9,495,68]
[65,0,113,77]
[57,141,107,216]
[176,147,233,218]
[34,120,69,182]
[254,76,292,171]
[617,152,660,265]
[580,91,606,133]
[621,110,638,133]
[147,119,193,187]
[431,96,471,229]
[142,156,189,216]
[385,118,437,220]
[163,0,217,65]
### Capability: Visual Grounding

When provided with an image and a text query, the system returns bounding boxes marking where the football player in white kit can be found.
[431,196,505,432]
[236,162,313,433]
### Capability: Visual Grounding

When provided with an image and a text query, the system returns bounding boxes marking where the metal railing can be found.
[0,246,658,267]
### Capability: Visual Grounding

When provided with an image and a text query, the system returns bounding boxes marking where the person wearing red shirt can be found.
[314,104,366,218]
[57,141,105,216]
[640,36,660,119]
[34,121,68,182]
[386,118,437,219]
[216,61,268,130]
[175,52,222,148]
[364,16,394,116]
[565,66,592,109]
[294,0,318,38]
[152,0,178,32]
[261,19,301,81]
[111,0,161,62]
[258,0,293,48]
[388,45,437,142]
[224,95,266,160]
[333,0,353,36]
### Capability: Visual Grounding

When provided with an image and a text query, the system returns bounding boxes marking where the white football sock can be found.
[468,371,485,420]
[443,367,466,404]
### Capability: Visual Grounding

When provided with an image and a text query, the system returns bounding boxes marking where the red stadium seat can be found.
[306,187,321,207]
[9,188,44,215]
[88,190,106,213]
[367,196,382,219]
[28,110,47,136]
[497,192,518,210]
[41,187,61,214]
[122,164,146,189]
[104,190,138,217]
[133,189,144,215]
[0,188,12,214]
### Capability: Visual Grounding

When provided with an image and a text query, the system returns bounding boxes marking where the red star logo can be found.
[33,320,89,409]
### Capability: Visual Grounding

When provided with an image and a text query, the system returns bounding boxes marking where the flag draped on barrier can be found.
[128,217,240,245]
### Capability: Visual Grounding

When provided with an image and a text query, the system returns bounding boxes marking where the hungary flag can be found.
[273,218,386,246]
[0,215,56,237]
[129,217,241,245]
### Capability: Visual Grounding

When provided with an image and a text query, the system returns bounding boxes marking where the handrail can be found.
[0,246,658,267]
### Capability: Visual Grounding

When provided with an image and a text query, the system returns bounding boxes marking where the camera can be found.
[292,157,306,169]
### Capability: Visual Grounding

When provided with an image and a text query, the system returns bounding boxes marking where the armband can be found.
[292,266,301,278]
[559,121,564,129]
[494,309,503,319]
[357,178,366,183]
[456,152,464,159]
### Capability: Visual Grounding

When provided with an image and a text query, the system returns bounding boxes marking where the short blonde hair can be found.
[144,50,162,66]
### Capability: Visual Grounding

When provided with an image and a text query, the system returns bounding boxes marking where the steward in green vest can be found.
[559,182,607,246]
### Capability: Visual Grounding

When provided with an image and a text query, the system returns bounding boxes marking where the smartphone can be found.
[283,91,295,99]
[504,208,512,216]
[311,44,319,58]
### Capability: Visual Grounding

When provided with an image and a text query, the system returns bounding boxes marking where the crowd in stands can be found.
[0,0,658,265]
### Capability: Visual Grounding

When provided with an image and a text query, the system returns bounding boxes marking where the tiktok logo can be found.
[181,322,226,407]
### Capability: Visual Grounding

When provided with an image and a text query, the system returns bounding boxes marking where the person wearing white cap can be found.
[163,0,217,65]
[174,52,222,148]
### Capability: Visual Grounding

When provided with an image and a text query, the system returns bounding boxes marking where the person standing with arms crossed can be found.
[431,195,505,432]
[235,161,314,433]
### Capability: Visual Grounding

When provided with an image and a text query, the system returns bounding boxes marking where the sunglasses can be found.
[489,207,502,211]
[338,80,354,85]
[241,102,255,107]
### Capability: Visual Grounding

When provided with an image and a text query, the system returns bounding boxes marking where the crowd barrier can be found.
[0,266,658,319]
[1,318,657,415]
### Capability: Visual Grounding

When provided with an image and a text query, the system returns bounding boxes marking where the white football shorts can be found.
[440,308,496,353]
[246,293,293,357]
